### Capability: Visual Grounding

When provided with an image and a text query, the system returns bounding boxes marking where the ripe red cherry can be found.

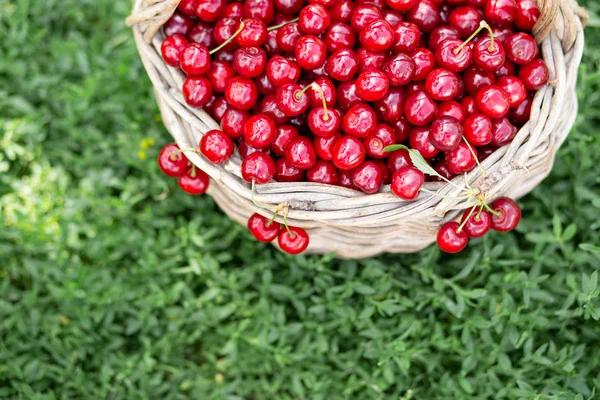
[383,54,416,87]
[195,0,226,22]
[386,0,416,12]
[164,12,195,36]
[324,23,357,53]
[308,107,342,137]
[409,126,439,159]
[307,160,339,184]
[475,85,510,119]
[271,125,299,156]
[178,166,210,195]
[275,0,303,14]
[224,4,243,19]
[278,226,310,255]
[258,94,290,125]
[276,83,310,116]
[495,60,516,78]
[276,22,302,52]
[336,80,362,111]
[337,170,355,188]
[233,46,267,78]
[356,69,390,101]
[330,0,355,23]
[505,33,538,65]
[484,0,517,27]
[200,129,235,164]
[238,140,269,159]
[189,21,216,48]
[326,49,359,82]
[360,19,394,52]
[510,96,533,126]
[406,0,440,33]
[473,38,506,72]
[241,152,276,183]
[392,22,421,53]
[461,96,479,116]
[300,4,332,35]
[364,123,396,158]
[437,222,469,253]
[183,76,213,107]
[248,213,281,242]
[244,0,275,24]
[180,43,210,75]
[392,118,413,142]
[225,77,259,110]
[497,76,527,107]
[357,48,388,71]
[491,118,517,147]
[207,61,236,93]
[405,91,438,126]
[391,166,424,200]
[433,162,455,181]
[388,149,413,174]
[464,114,493,146]
[158,143,189,177]
[449,6,482,39]
[237,18,268,47]
[429,26,460,49]
[285,136,317,170]
[430,116,463,151]
[463,68,496,96]
[221,107,250,139]
[383,10,404,27]
[266,56,301,87]
[350,5,382,31]
[490,197,521,232]
[308,78,337,108]
[460,208,492,238]
[352,161,384,194]
[295,35,327,70]
[374,87,406,123]
[314,132,341,161]
[425,68,460,101]
[263,29,283,56]
[445,142,477,174]
[275,158,305,182]
[178,0,197,16]
[519,59,550,90]
[343,103,377,138]
[161,34,189,67]
[209,96,229,121]
[435,39,473,73]
[410,48,436,81]
[213,18,241,51]
[438,101,466,122]
[332,136,366,170]
[244,114,277,149]
[515,0,541,31]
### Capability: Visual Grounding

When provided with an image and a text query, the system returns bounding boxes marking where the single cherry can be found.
[410,48,436,81]
[484,0,518,27]
[200,129,235,164]
[491,118,518,147]
[300,4,332,35]
[464,114,493,146]
[326,49,360,82]
[409,126,439,159]
[248,213,281,242]
[505,33,538,65]
[225,77,259,110]
[364,123,396,158]
[430,116,463,151]
[207,61,236,93]
[164,12,195,36]
[274,158,305,182]
[285,136,317,170]
[241,152,276,183]
[195,0,226,23]
[519,59,549,91]
[515,0,541,31]
[352,161,384,194]
[438,101,466,122]
[315,133,342,161]
[437,222,469,253]
[388,148,413,174]
[266,56,302,87]
[392,22,421,53]
[342,103,377,138]
[158,143,189,177]
[295,35,327,70]
[425,68,460,101]
[460,208,492,238]
[356,69,390,101]
[276,83,310,116]
[374,87,406,123]
[383,54,416,87]
[244,114,277,149]
[490,197,521,232]
[178,166,210,195]
[391,166,424,200]
[278,226,310,254]
[475,85,510,119]
[161,34,189,67]
[307,160,339,184]
[221,107,250,139]
[510,96,533,126]
[497,76,527,107]
[324,23,357,53]
[445,142,477,174]
[360,19,394,52]
[183,76,213,107]
[332,136,366,170]
[405,0,440,33]
[404,91,439,126]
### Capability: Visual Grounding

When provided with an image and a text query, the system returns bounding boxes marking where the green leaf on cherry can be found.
[383,144,445,181]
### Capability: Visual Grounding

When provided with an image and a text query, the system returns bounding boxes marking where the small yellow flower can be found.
[59,316,71,325]
[215,373,224,384]
[138,151,147,160]
[140,138,155,149]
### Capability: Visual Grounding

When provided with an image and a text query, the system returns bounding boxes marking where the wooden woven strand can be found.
[127,0,586,258]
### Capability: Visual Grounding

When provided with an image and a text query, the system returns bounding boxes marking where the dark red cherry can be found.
[460,208,492,238]
[430,116,463,151]
[274,0,304,14]
[410,48,436,81]
[300,4,332,35]
[263,29,283,56]
[374,87,406,123]
[438,101,466,122]
[494,60,516,78]
[224,2,244,18]
[388,148,413,174]
[429,26,460,49]
[307,160,339,184]
[225,77,258,110]
[491,26,515,45]
[330,0,356,23]
[435,39,473,73]
[206,61,236,93]
[248,213,281,242]
[437,222,468,253]
[478,146,496,161]
[392,22,421,53]
[342,103,377,138]
[295,35,328,70]
[392,118,413,142]
[409,126,439,159]
[475,85,510,119]
[244,114,277,149]
[315,132,342,161]
[178,0,197,16]
[284,136,317,170]
[445,142,477,174]
[383,10,404,27]
[449,6,482,39]
[356,69,390,101]
[463,68,496,96]
[180,43,211,75]
[519,59,550,90]
[491,118,517,147]
[484,0,517,27]
[161,34,189,67]
[278,226,310,255]
[266,56,301,87]
[364,123,396,158]
[383,54,416,87]
[238,140,270,159]
[210,96,229,121]
[164,12,195,36]
[324,23,356,52]
[236,19,268,47]
[244,0,275,24]
[200,129,235,164]
[336,80,362,110]
[195,0,226,22]
[432,161,455,181]
[386,0,417,12]
[189,22,216,48]
[274,158,305,182]
[406,0,440,33]
[276,83,310,116]
[510,96,533,126]
[178,166,210,195]
[308,78,337,108]
[213,18,241,51]
[326,49,359,82]
[255,73,276,95]
[271,125,299,156]
[473,38,506,72]
[352,161,384,194]
[332,136,366,170]
[350,5,382,31]
[425,68,460,101]
[515,0,541,31]
[360,19,394,52]
[497,76,527,107]
[233,46,267,78]
[213,48,235,62]
[391,166,424,200]
[221,107,250,139]
[461,96,480,116]
[337,170,355,188]
[490,197,521,232]
[258,94,290,125]
[308,107,342,137]
[405,91,438,126]
[242,152,276,183]
[158,143,189,177]
[183,76,213,107]
[276,22,302,52]
[356,48,388,72]
[464,113,493,146]
[505,33,538,65]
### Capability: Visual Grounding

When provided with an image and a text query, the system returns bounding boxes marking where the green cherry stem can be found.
[462,137,487,178]
[267,17,299,31]
[311,83,330,121]
[172,147,200,160]
[457,204,479,233]
[454,20,495,55]
[209,20,246,55]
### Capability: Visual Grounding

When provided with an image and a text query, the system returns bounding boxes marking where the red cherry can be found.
[510,96,533,126]
[276,22,302,52]
[388,149,413,174]
[519,59,549,90]
[224,2,244,18]
[505,33,538,65]
[178,166,210,195]
[248,213,281,242]
[324,23,357,53]
[495,60,517,78]
[473,38,506,72]
[164,12,195,36]
[449,6,482,39]
[350,5,382,31]
[207,61,236,93]
[383,10,404,27]
[308,107,342,137]
[342,103,377,138]
[244,0,275,24]
[255,73,276,96]
[484,0,517,27]
[195,0,226,22]
[356,48,388,72]
[244,114,277,149]
[336,80,362,111]
[158,143,189,177]
[404,91,438,126]
[386,0,417,12]
[383,54,416,87]
[437,222,469,253]
[263,29,283,56]
[491,118,517,147]
[360,19,394,52]
[276,83,310,116]
[435,39,473,73]
[409,126,439,159]
[391,166,424,200]
[425,68,460,101]
[490,197,521,232]
[300,4,332,35]
[430,116,463,151]
[429,26,460,49]
[271,125,299,156]
[410,47,436,81]
[209,96,229,121]
[332,136,366,170]
[392,22,421,53]
[284,136,317,170]
[238,140,269,159]
[178,0,197,16]
[461,96,480,116]
[183,76,213,107]
[258,94,290,125]
[406,0,440,33]
[374,87,406,123]
[364,123,396,158]
[274,0,304,14]
[200,129,235,164]
[497,76,527,107]
[432,161,455,181]
[161,34,189,67]
[315,132,341,161]
[242,152,276,183]
[278,226,310,255]
[392,118,413,143]
[337,170,355,188]
[225,77,259,110]
[438,101,466,122]
[330,0,356,23]
[295,35,327,70]
[460,209,492,238]
[308,78,337,108]
[213,18,241,51]
[475,85,510,119]
[266,55,301,87]
[189,22,216,48]
[464,114,493,146]
[515,0,541,31]
[463,68,497,96]
[356,69,390,101]
[180,43,211,75]
[352,161,384,194]
[237,18,268,47]
[445,142,477,174]
[326,49,359,82]
[233,46,267,78]
[307,160,339,184]
[274,158,305,182]
[221,107,250,139]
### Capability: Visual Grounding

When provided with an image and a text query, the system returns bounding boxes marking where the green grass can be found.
[1,0,600,399]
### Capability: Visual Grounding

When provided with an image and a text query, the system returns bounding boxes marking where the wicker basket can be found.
[127,0,587,258]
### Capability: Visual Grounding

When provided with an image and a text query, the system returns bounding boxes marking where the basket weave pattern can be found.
[127,0,587,258]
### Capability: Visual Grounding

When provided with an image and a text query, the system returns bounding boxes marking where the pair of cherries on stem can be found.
[157,143,210,195]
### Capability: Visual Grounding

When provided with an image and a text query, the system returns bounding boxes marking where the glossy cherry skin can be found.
[464,114,493,146]
[484,0,517,27]
[209,96,229,121]
[284,136,317,170]
[497,76,527,107]
[183,77,213,107]
[356,69,389,101]
[515,0,541,31]
[374,87,406,123]
[425,68,460,101]
[449,6,482,39]
[241,152,276,183]
[178,166,210,195]
[387,149,413,174]
[445,142,477,174]
[295,35,327,70]
[350,5,382,31]
[276,22,301,53]
[429,26,460,49]
[255,73,276,95]
[224,77,258,110]
[406,0,440,33]
[233,46,267,78]
[164,12,195,36]
[189,21,216,48]
[438,101,466,122]
[461,96,479,116]
[356,48,387,72]
[364,124,396,158]
[158,143,189,177]
[161,34,189,67]
[299,4,332,35]
[432,161,455,181]
[258,94,290,125]
[332,136,366,170]
[510,96,533,126]
[463,68,496,96]
[312,133,340,162]
[491,118,518,147]
[221,107,250,139]
[244,0,275,24]
[276,83,310,117]
[495,60,516,79]
[360,19,394,52]
[336,80,362,111]
[309,78,337,108]
[274,0,303,14]
[490,197,521,232]
[244,114,277,149]
[405,91,439,126]
[206,61,236,94]
[392,22,421,53]
[460,209,492,238]
[195,0,226,22]
[178,0,197,16]
[330,0,355,23]
[326,49,359,82]
[473,38,506,72]
[278,226,310,255]
[200,129,235,164]
[266,56,301,87]
[324,23,356,53]
[437,222,469,253]
[342,103,377,138]
[263,29,283,56]
[519,59,550,90]
[180,43,211,75]
[274,158,305,182]
[409,126,439,159]
[410,48,436,81]
[430,116,463,152]
[236,18,268,47]
[307,107,339,137]
[435,39,473,73]
[224,2,244,18]
[352,161,384,194]
[270,125,298,156]
[391,166,424,200]
[393,118,413,143]
[505,33,538,65]
[382,10,404,27]
[307,160,339,184]
[238,140,269,159]
[248,213,281,242]
[475,85,511,119]
[213,18,241,51]
[383,54,416,87]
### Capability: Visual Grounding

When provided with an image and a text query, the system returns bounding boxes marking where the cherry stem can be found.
[250,181,294,234]
[294,83,314,101]
[462,137,487,178]
[454,20,494,55]
[311,83,329,121]
[267,17,299,31]
[250,179,272,210]
[457,204,478,233]
[283,214,294,238]
[476,202,485,219]
[209,20,246,55]
[190,164,197,178]
[171,147,200,160]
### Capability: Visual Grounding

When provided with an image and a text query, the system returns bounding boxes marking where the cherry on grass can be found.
[158,143,189,177]
[248,213,281,242]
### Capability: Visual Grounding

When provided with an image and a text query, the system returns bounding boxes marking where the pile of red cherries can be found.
[157,0,545,254]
